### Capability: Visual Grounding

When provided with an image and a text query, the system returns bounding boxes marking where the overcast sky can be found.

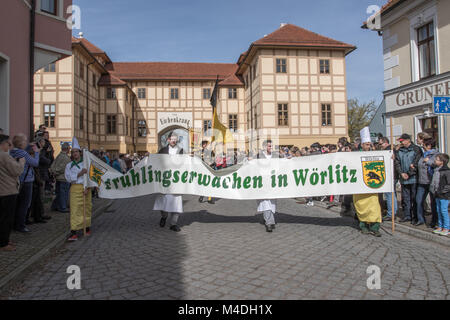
[73,0,387,105]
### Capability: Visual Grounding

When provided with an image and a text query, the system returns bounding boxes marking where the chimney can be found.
[280,23,287,28]
[78,32,84,38]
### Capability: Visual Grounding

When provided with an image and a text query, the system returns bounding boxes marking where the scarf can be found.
[71,158,83,169]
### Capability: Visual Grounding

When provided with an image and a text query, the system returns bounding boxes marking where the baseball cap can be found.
[397,133,411,141]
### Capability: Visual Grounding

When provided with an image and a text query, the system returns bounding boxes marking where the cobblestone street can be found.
[2,195,450,300]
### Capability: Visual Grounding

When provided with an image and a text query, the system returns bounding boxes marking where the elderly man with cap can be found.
[352,127,383,237]
[64,137,92,241]
[50,142,72,213]
[394,133,423,224]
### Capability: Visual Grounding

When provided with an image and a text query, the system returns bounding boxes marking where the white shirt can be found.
[168,145,179,155]
[153,144,183,213]
[65,160,85,184]
[257,151,276,213]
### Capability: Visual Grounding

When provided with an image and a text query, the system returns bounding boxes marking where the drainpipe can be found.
[132,95,136,152]
[86,60,95,150]
[29,0,36,140]
[242,62,253,154]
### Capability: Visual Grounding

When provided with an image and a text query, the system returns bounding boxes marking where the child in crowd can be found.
[430,153,450,236]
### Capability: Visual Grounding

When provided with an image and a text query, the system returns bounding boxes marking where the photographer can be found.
[10,134,40,233]
[0,135,25,251]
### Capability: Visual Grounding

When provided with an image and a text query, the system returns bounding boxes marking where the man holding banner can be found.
[65,137,92,242]
[256,140,283,233]
[153,132,184,232]
[353,128,382,237]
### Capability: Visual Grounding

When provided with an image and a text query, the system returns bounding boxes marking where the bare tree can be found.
[347,98,377,142]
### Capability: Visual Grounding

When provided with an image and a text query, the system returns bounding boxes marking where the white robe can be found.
[153,145,183,213]
[257,152,277,213]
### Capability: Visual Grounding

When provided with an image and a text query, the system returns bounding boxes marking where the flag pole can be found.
[390,117,395,234]
[82,149,88,236]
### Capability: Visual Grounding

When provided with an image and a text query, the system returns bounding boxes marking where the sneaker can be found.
[85,229,91,236]
[439,229,449,236]
[307,201,314,207]
[67,234,78,242]
[170,225,181,232]
[432,228,442,234]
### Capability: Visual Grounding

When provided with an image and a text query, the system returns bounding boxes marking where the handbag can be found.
[19,164,31,194]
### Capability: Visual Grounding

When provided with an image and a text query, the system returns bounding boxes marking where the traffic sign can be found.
[433,96,450,114]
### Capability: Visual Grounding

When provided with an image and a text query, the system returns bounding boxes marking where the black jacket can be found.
[434,166,450,200]
[158,145,184,155]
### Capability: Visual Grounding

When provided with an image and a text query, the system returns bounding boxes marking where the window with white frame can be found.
[417,21,436,79]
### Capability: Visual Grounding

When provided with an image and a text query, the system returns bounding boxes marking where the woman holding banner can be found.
[65,137,92,242]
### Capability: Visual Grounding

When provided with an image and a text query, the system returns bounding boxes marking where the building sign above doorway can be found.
[157,112,193,133]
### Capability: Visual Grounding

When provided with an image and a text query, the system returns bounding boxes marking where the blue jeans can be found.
[436,198,449,230]
[416,184,436,224]
[51,181,70,211]
[401,183,417,220]
[384,192,397,218]
[14,182,33,230]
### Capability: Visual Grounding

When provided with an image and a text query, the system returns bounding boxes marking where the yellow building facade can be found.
[34,24,355,155]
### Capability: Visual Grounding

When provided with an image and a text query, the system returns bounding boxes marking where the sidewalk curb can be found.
[313,200,450,248]
[0,200,114,291]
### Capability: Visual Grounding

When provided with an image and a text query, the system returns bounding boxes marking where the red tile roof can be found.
[237,24,355,73]
[253,24,355,50]
[72,37,104,54]
[72,36,112,63]
[98,73,127,86]
[102,62,243,85]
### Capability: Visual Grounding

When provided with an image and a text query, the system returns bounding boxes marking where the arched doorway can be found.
[158,126,190,153]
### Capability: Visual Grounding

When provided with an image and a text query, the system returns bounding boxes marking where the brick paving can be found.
[1,195,450,300]
[0,197,111,290]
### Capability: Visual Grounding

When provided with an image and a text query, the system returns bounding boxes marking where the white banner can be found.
[85,151,394,200]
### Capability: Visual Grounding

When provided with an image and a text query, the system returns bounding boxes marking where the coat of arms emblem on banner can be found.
[89,160,107,187]
[361,156,386,189]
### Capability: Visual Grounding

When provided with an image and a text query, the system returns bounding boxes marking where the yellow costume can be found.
[353,194,382,223]
[65,159,92,232]
[69,184,92,231]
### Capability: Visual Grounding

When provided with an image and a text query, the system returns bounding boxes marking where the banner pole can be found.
[390,117,395,234]
[83,191,86,236]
